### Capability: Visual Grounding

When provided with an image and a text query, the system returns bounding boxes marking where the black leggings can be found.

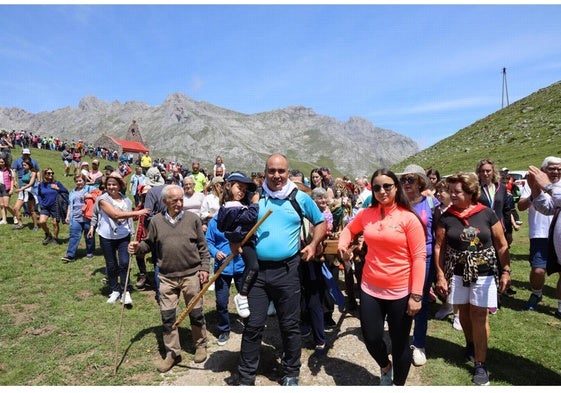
[360,289,413,386]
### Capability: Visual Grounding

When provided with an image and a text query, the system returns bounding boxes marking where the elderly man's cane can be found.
[172,209,273,330]
[114,218,141,374]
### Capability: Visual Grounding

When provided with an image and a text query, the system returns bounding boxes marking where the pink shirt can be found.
[339,204,426,299]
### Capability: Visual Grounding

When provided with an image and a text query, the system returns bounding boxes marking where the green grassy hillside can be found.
[393,80,561,174]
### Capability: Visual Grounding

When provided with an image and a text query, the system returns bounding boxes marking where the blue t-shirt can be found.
[255,189,324,261]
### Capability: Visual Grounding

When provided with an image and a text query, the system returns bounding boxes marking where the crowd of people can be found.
[3,137,561,386]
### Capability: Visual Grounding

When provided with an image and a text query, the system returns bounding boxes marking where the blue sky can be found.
[1,4,560,149]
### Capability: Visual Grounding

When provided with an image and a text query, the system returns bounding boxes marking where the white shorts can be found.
[448,274,497,308]
[18,190,38,204]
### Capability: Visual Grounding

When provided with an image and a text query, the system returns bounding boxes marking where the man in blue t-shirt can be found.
[236,153,326,386]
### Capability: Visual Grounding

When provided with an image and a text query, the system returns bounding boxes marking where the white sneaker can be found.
[234,294,250,318]
[453,315,463,331]
[107,291,121,303]
[121,291,133,305]
[208,282,215,291]
[13,217,18,224]
[0,220,7,225]
[267,301,276,316]
[411,345,427,366]
[435,303,454,320]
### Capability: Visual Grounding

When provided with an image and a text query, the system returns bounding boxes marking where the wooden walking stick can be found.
[172,209,273,330]
[114,216,142,374]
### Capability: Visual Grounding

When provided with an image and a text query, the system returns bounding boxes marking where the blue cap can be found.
[226,172,257,192]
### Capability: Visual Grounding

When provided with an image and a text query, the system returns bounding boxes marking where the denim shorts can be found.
[40,204,58,219]
[529,238,549,269]
[0,184,9,197]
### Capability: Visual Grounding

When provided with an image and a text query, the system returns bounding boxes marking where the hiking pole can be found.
[114,217,141,374]
[173,209,273,330]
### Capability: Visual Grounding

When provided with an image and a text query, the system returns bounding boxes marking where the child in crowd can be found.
[216,172,259,318]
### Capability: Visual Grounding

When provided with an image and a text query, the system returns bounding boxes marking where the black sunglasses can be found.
[46,171,54,175]
[372,183,394,193]
[400,177,416,184]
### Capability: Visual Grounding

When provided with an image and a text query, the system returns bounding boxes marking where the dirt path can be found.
[160,305,422,386]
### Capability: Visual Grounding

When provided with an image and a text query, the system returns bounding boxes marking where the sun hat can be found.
[210,176,224,185]
[81,162,89,167]
[106,171,126,190]
[145,166,165,186]
[399,164,429,190]
[22,148,31,154]
[226,172,257,192]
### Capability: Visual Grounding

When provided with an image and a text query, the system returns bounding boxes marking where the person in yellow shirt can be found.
[140,151,152,175]
[191,162,207,193]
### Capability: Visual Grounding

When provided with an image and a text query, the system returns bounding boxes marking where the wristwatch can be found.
[410,294,422,302]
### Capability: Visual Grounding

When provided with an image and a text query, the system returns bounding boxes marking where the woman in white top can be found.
[92,172,149,305]
[200,176,224,231]
[182,176,205,216]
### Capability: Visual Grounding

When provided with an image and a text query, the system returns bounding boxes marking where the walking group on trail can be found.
[3,137,561,386]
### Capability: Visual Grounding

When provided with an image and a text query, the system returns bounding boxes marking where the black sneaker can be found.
[61,256,75,263]
[526,293,542,310]
[472,362,490,386]
[324,317,337,329]
[42,234,53,245]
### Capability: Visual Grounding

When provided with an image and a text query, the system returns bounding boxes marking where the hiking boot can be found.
[435,303,454,320]
[193,347,207,363]
[281,376,300,386]
[234,294,250,318]
[42,233,53,245]
[526,293,542,310]
[472,362,490,386]
[106,291,121,304]
[217,332,230,346]
[411,345,427,366]
[157,353,181,373]
[135,274,147,289]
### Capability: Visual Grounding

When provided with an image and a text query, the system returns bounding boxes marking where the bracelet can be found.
[501,268,512,274]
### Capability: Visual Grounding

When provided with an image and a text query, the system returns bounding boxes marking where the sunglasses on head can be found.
[372,183,394,192]
[400,177,416,184]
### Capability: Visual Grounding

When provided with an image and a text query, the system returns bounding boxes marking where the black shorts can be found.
[0,184,9,197]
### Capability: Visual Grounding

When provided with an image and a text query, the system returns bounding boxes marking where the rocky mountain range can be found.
[0,93,419,176]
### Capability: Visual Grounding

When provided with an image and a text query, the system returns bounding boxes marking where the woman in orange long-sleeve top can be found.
[338,168,426,386]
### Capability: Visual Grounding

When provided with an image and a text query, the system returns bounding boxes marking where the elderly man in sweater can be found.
[129,184,210,372]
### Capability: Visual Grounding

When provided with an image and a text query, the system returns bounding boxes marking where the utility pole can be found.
[502,67,510,109]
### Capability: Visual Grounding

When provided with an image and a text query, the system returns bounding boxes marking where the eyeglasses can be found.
[372,183,394,193]
[46,172,54,175]
[546,167,561,172]
[400,177,416,184]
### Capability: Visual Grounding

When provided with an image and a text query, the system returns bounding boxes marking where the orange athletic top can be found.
[339,204,426,298]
